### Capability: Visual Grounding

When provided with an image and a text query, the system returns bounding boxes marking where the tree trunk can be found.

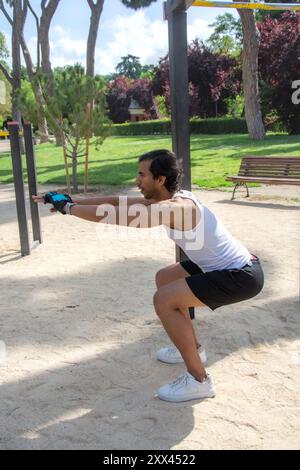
[36,107,49,143]
[10,2,22,122]
[40,0,62,145]
[21,35,49,142]
[86,0,104,78]
[237,3,265,140]
[11,1,26,153]
[40,0,60,94]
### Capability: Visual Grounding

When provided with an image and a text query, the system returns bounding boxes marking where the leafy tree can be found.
[116,55,143,79]
[188,39,240,117]
[120,0,157,8]
[0,31,9,59]
[18,78,38,127]
[140,64,155,79]
[258,12,300,134]
[106,75,157,123]
[155,95,169,118]
[115,54,154,81]
[130,77,157,119]
[0,32,11,123]
[106,76,131,123]
[41,65,111,192]
[153,40,241,118]
[0,70,12,124]
[207,13,243,56]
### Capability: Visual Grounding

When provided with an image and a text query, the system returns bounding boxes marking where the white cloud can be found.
[49,27,86,67]
[14,11,213,75]
[187,18,212,43]
[96,11,169,74]
[95,11,213,75]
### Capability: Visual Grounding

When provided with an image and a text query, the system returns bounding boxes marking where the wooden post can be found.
[167,0,194,319]
[23,123,42,244]
[8,122,30,256]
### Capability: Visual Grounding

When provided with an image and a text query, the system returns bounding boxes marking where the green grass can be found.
[0,133,299,189]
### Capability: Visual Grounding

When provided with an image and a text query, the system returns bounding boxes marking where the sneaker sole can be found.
[158,392,215,403]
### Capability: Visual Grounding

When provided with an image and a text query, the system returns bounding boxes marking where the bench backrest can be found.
[239,156,300,179]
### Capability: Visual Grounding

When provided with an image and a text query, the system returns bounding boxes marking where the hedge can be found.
[109,117,248,136]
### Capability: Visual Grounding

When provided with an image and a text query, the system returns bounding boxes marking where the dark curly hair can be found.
[139,149,183,194]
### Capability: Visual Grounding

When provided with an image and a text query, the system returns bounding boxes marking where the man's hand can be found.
[32,191,74,215]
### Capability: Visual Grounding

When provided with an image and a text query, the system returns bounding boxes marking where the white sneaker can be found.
[158,372,215,403]
[156,345,207,365]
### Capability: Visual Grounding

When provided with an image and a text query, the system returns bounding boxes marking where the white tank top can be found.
[164,190,252,273]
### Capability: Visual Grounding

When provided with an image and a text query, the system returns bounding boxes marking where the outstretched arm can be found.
[33,192,200,230]
[69,203,158,226]
[72,195,156,207]
[70,198,199,230]
[33,194,155,207]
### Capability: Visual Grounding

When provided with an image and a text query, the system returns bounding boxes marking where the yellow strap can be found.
[192,1,300,10]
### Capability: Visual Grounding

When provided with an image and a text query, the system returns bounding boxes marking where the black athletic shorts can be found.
[181,255,264,311]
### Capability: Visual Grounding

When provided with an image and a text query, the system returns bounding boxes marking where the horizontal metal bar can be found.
[192,1,300,10]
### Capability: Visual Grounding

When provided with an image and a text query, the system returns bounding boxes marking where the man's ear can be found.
[158,175,167,187]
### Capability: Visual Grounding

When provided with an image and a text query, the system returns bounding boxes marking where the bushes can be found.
[110,117,248,136]
[190,117,247,134]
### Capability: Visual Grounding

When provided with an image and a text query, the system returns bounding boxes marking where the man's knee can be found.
[153,289,168,316]
[155,269,166,288]
[153,289,180,317]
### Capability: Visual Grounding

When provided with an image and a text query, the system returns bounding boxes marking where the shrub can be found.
[109,117,248,136]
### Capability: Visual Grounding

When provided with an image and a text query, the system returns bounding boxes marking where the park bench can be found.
[226,156,300,200]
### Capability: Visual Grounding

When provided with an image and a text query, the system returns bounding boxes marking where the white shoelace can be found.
[169,373,190,390]
[166,346,178,355]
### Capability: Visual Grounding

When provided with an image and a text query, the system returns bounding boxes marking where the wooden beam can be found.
[169,0,195,13]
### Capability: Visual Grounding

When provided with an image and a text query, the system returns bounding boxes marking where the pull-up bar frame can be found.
[8,122,42,256]
[165,0,299,317]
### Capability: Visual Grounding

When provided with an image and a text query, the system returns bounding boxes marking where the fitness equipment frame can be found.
[8,122,42,256]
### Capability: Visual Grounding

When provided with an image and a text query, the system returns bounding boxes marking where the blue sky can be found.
[1,0,238,74]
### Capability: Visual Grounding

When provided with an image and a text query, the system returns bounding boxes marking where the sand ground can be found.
[0,182,299,450]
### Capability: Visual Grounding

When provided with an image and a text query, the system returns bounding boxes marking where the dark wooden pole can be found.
[167,0,194,319]
[8,122,30,256]
[23,123,42,244]
[168,2,191,189]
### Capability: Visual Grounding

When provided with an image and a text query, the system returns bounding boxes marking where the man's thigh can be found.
[156,262,191,288]
[154,278,207,313]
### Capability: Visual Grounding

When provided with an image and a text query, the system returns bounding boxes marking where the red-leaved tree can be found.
[258,12,300,134]
[106,76,131,123]
[106,76,157,123]
[152,40,241,118]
